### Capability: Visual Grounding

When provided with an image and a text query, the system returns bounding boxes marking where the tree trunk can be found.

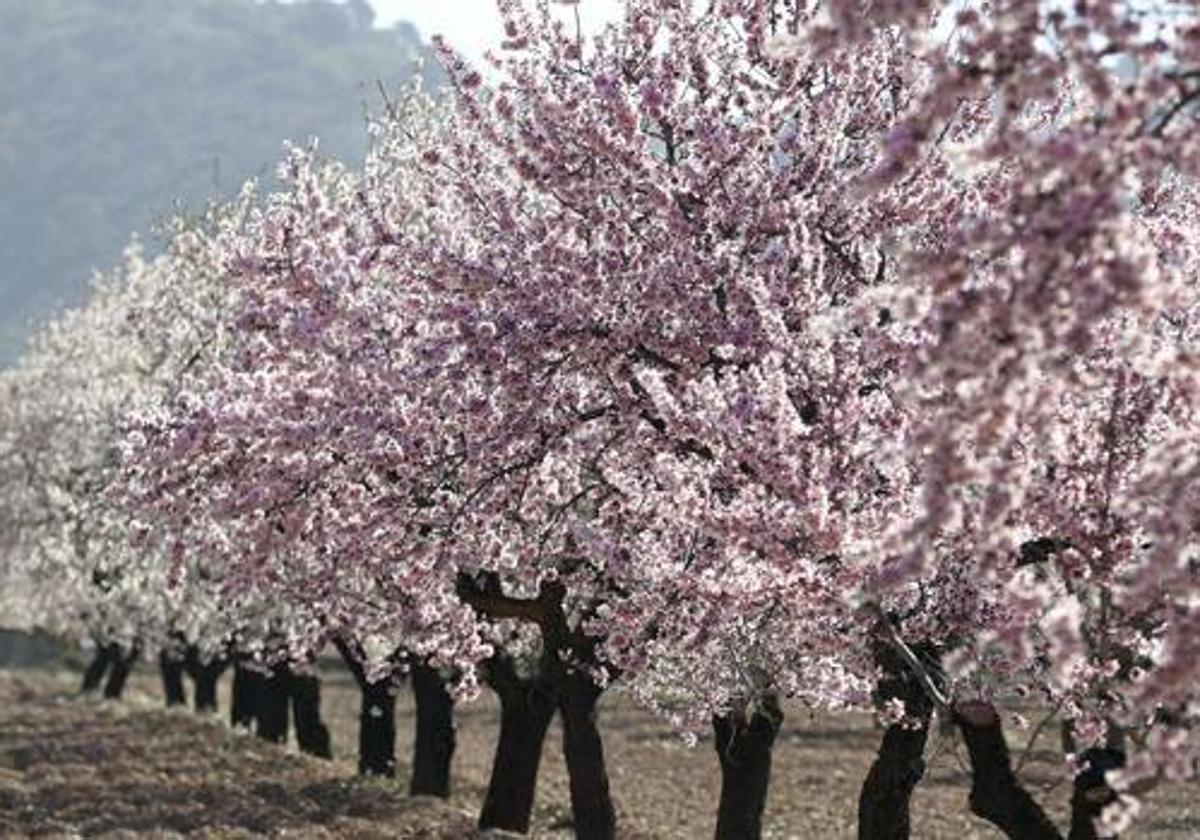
[290,670,333,759]
[954,701,1062,840]
[256,662,291,744]
[333,639,399,777]
[183,648,226,713]
[192,659,225,713]
[357,676,397,776]
[558,668,616,840]
[479,654,557,834]
[230,658,262,729]
[410,660,455,797]
[713,695,782,840]
[454,575,614,836]
[857,646,936,840]
[81,644,115,693]
[1068,747,1125,840]
[159,651,187,707]
[102,645,137,699]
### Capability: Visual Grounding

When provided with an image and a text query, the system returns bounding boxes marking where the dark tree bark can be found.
[713,695,782,840]
[102,645,138,699]
[357,677,397,775]
[185,648,227,713]
[159,651,187,707]
[193,662,223,712]
[478,653,557,834]
[1068,748,1125,840]
[256,662,291,744]
[334,638,399,777]
[558,667,616,840]
[954,701,1063,840]
[454,574,616,837]
[230,658,262,729]
[410,660,456,797]
[857,645,937,840]
[290,670,333,759]
[81,644,116,694]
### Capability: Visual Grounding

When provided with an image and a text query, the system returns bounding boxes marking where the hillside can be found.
[0,0,441,364]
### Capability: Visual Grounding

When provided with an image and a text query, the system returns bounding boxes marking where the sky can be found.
[367,0,624,64]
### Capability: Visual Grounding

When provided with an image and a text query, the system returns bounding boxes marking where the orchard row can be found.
[4,2,1200,838]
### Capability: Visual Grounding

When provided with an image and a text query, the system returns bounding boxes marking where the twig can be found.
[866,602,951,713]
[1013,697,1067,776]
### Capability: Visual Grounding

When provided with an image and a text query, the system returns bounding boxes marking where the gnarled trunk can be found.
[454,574,615,836]
[956,700,1126,840]
[713,695,782,840]
[290,670,333,759]
[159,651,187,707]
[955,701,1062,840]
[334,639,399,777]
[185,649,226,713]
[479,653,557,833]
[410,660,455,797]
[558,668,615,840]
[102,644,137,699]
[81,644,115,693]
[230,658,261,729]
[256,662,291,744]
[857,646,936,840]
[358,677,397,776]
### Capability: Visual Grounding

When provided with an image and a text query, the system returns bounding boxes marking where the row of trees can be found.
[4,1,1200,838]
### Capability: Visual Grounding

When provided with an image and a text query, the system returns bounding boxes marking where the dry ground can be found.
[0,662,1197,839]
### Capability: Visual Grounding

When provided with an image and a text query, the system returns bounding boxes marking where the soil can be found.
[0,664,1197,839]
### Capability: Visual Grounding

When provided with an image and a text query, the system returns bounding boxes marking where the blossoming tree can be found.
[7,2,1200,840]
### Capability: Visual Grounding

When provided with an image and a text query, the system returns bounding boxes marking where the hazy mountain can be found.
[0,0,441,363]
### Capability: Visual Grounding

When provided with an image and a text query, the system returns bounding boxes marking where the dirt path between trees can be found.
[0,667,1196,838]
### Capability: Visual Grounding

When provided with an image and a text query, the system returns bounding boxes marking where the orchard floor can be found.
[0,664,1197,839]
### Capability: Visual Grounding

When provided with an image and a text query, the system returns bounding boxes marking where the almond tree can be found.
[0,203,248,702]
[97,2,1200,839]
